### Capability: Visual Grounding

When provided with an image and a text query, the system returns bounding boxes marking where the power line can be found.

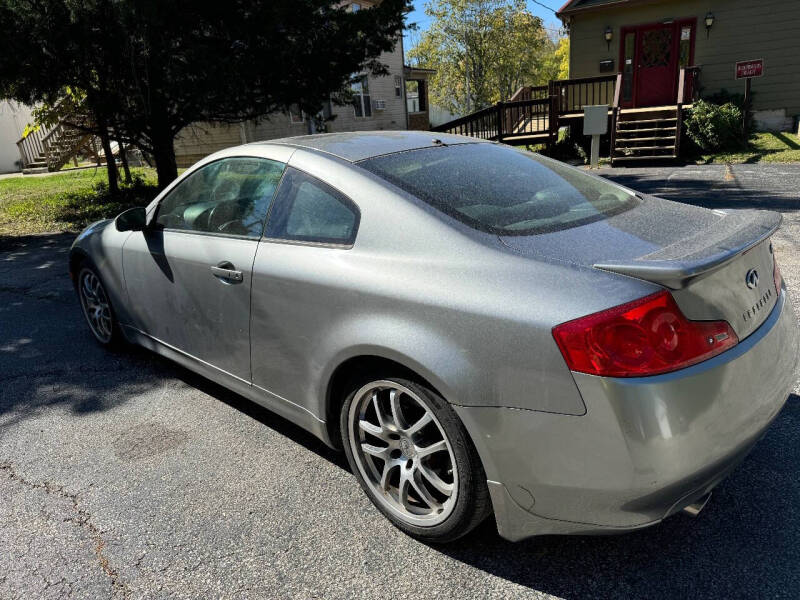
[529,0,558,13]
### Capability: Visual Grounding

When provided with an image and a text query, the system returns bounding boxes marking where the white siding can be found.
[0,101,34,174]
[175,35,408,166]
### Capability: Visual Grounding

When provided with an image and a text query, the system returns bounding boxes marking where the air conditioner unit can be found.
[374,99,386,111]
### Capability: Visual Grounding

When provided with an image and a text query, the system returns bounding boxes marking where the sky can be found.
[402,0,565,50]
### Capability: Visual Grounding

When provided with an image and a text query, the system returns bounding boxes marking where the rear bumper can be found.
[456,289,799,542]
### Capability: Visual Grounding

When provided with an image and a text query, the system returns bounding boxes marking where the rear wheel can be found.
[76,263,122,347]
[340,375,490,543]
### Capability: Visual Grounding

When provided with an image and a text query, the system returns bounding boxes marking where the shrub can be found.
[684,100,745,152]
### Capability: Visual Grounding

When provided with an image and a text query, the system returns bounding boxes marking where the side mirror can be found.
[115,206,147,232]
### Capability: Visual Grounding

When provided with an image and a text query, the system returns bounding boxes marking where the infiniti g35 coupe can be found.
[70,131,799,543]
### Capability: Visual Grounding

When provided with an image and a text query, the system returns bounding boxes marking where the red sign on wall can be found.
[736,59,764,79]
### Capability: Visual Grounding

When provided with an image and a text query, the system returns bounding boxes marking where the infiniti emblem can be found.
[745,268,759,289]
[399,438,414,457]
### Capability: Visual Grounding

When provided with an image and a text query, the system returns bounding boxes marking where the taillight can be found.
[552,291,738,377]
[774,254,783,296]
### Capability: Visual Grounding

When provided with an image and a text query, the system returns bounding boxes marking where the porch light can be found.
[604,26,613,50]
[704,12,714,37]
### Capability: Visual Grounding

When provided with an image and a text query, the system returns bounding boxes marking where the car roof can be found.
[248,131,486,162]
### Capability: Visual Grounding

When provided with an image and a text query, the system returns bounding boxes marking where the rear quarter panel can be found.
[249,150,662,422]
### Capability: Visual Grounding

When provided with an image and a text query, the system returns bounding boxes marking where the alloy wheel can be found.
[78,268,113,344]
[348,380,458,527]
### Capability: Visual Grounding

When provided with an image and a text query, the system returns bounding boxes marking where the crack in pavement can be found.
[0,462,130,599]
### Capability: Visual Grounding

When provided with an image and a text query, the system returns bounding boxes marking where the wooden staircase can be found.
[16,112,107,174]
[611,105,682,163]
[609,66,699,165]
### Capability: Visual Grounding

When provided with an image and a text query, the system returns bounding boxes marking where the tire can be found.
[340,374,491,543]
[75,260,123,347]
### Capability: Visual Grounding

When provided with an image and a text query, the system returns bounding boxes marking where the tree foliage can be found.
[406,0,562,114]
[539,37,570,82]
[0,0,409,188]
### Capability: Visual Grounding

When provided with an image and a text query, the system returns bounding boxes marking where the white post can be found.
[590,134,601,169]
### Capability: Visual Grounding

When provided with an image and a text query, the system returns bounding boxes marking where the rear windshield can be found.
[358,143,638,235]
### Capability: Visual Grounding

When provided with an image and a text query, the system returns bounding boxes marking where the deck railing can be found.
[508,85,549,103]
[432,97,557,145]
[16,124,54,169]
[432,69,699,151]
[549,74,617,114]
[431,103,502,139]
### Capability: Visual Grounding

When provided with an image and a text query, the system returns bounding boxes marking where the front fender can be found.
[69,219,132,325]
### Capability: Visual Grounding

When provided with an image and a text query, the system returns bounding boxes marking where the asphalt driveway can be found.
[2,163,800,599]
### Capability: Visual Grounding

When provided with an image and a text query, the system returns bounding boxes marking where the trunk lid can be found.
[500,196,781,341]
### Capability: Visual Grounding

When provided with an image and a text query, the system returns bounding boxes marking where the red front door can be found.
[634,23,677,106]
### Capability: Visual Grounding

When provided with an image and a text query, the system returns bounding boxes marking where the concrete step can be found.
[22,166,49,174]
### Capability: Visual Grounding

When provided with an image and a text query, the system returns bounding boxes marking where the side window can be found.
[154,157,285,237]
[264,168,359,246]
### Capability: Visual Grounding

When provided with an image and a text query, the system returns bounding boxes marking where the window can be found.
[394,75,402,98]
[350,2,360,11]
[358,143,637,236]
[621,31,635,103]
[264,167,359,245]
[405,79,427,113]
[678,24,693,68]
[641,28,672,68]
[154,157,285,237]
[352,75,372,118]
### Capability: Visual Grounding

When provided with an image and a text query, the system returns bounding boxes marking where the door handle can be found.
[211,262,243,283]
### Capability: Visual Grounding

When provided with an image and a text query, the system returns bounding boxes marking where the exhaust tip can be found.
[682,493,711,517]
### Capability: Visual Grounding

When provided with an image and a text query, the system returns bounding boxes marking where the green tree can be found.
[540,37,570,82]
[0,0,409,189]
[407,0,555,114]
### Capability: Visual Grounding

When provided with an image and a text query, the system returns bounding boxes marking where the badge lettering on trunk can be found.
[742,287,772,323]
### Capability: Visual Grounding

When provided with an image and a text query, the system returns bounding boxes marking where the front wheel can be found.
[340,376,490,543]
[76,263,122,346]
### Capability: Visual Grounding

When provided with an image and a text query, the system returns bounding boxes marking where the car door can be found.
[249,166,360,402]
[122,155,286,382]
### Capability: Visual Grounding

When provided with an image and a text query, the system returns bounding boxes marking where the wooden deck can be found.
[432,67,701,162]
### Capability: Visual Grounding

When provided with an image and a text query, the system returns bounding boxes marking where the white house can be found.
[0,101,33,174]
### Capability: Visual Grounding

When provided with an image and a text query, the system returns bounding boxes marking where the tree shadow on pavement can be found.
[167,363,347,469]
[0,232,165,429]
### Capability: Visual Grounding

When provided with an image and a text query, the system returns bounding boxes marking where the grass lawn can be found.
[0,167,160,236]
[697,131,800,164]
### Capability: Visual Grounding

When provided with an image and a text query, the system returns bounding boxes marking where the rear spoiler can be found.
[594,209,782,289]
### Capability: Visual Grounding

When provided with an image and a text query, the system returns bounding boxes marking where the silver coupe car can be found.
[70,131,799,543]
